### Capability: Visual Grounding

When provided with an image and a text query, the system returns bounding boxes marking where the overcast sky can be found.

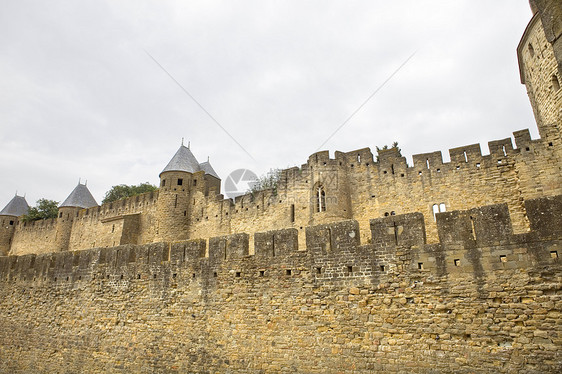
[0,1,536,207]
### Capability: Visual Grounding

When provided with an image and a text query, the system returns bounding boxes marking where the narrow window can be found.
[316,186,326,212]
[426,159,430,169]
[552,75,561,92]
[470,216,476,240]
[439,203,446,213]
[550,251,558,259]
[177,178,183,186]
[193,179,197,186]
[432,204,439,220]
[112,224,115,233]
[286,269,292,276]
[59,212,63,218]
[499,255,507,263]
[418,262,424,270]
[235,272,241,277]
[463,151,468,163]
[380,265,385,272]
[347,265,353,274]
[454,259,461,267]
[290,204,295,222]
[357,154,361,163]
[161,179,166,187]
[391,164,395,174]
[259,270,265,277]
[9,220,14,226]
[502,145,507,156]
[316,267,322,274]
[174,194,178,208]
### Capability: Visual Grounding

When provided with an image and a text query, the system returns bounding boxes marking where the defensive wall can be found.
[7,125,561,259]
[0,195,560,373]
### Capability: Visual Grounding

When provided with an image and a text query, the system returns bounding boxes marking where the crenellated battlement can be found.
[1,195,559,286]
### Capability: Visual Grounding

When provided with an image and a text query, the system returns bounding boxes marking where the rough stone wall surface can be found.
[0,216,16,256]
[69,190,159,250]
[0,197,560,373]
[519,14,562,141]
[9,218,57,256]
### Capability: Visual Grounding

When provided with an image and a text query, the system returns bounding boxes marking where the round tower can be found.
[517,8,562,143]
[0,194,29,256]
[54,183,98,252]
[156,144,200,242]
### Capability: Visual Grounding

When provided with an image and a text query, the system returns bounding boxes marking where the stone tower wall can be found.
[155,170,193,242]
[518,13,562,143]
[0,216,16,256]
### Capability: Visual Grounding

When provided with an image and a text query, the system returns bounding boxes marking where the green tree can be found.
[102,182,157,204]
[248,169,282,195]
[21,199,59,222]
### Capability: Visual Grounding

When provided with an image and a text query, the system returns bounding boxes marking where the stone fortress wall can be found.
[0,8,560,259]
[0,2,562,372]
[0,195,560,372]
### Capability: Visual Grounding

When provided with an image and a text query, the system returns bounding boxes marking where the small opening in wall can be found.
[184,211,187,216]
[54,277,57,281]
[552,75,560,91]
[463,151,468,163]
[418,171,422,175]
[213,272,217,277]
[548,142,553,147]
[371,195,376,198]
[384,212,389,217]
[193,179,197,186]
[59,212,63,218]
[120,274,124,280]
[525,147,530,151]
[476,163,481,168]
[383,170,387,174]
[9,220,13,225]
[528,43,535,57]
[235,272,241,277]
[454,259,461,267]
[259,270,265,277]
[456,166,460,170]
[161,179,166,187]
[153,274,157,279]
[316,267,322,274]
[390,211,395,216]
[173,273,177,278]
[499,255,507,263]
[137,274,141,279]
[192,273,196,279]
[401,173,404,177]
[177,178,183,186]
[436,168,440,173]
[497,159,502,164]
[380,265,385,272]
[347,265,353,274]
[550,251,558,259]
[286,269,292,276]
[107,275,110,279]
[418,262,424,270]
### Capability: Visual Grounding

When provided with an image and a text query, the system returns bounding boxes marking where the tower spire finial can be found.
[188,141,190,149]
[181,137,184,146]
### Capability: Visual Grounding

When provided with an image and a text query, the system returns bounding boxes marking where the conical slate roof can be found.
[199,160,220,179]
[160,145,201,176]
[0,195,30,217]
[60,183,98,209]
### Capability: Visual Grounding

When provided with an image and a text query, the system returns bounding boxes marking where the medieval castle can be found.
[0,2,561,373]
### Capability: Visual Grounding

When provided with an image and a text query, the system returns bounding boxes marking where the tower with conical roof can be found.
[0,194,29,255]
[54,183,98,252]
[156,143,200,241]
